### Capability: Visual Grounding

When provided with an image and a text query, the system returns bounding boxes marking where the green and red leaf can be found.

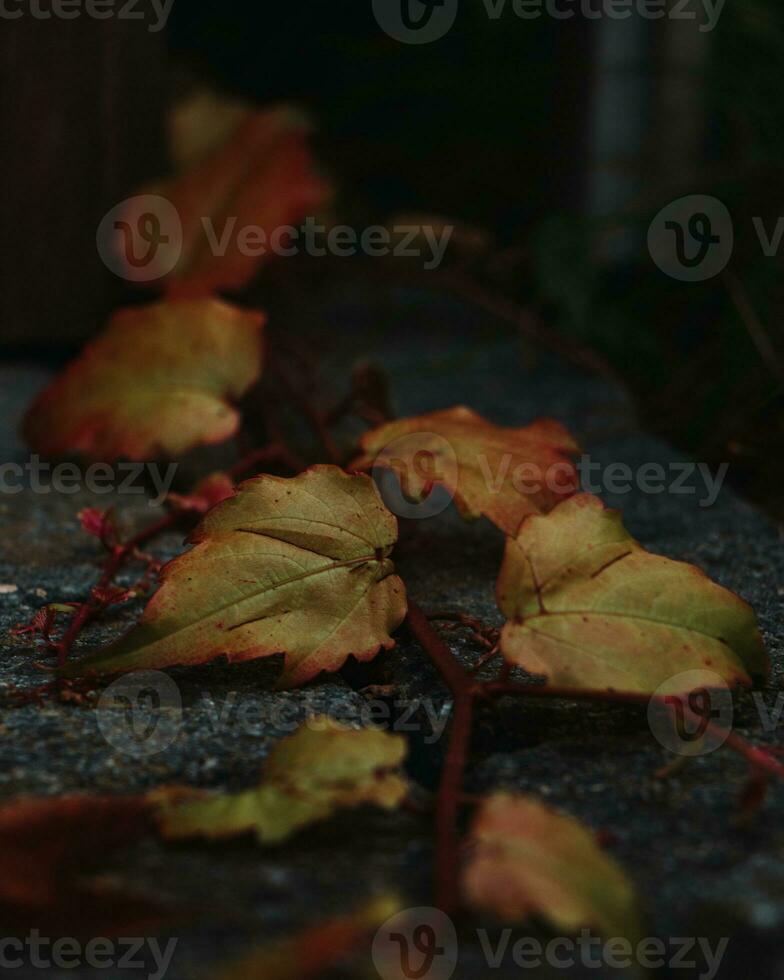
[463,793,641,940]
[497,493,768,694]
[353,406,579,534]
[23,298,265,461]
[154,720,408,844]
[126,101,330,296]
[66,466,408,687]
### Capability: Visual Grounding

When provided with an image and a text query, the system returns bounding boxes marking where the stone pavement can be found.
[1,288,783,978]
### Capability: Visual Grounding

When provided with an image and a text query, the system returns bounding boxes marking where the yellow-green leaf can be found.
[497,493,767,694]
[23,298,265,461]
[463,793,641,941]
[67,467,407,688]
[154,721,408,844]
[353,406,579,534]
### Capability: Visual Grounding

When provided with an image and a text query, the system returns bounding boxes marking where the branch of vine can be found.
[404,599,784,917]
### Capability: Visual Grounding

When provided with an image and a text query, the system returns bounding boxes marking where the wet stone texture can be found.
[1,289,783,979]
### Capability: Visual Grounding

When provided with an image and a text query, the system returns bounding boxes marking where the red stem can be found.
[51,437,306,668]
[406,601,479,913]
[55,512,182,667]
[435,691,473,914]
[226,442,304,480]
[406,599,784,915]
[406,600,474,698]
[484,681,650,706]
[682,704,784,780]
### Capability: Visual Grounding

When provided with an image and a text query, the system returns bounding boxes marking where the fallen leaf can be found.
[124,104,329,296]
[168,87,257,172]
[214,895,401,980]
[155,720,408,844]
[353,406,579,534]
[497,493,767,693]
[23,299,265,461]
[463,793,640,940]
[0,795,162,935]
[66,466,407,687]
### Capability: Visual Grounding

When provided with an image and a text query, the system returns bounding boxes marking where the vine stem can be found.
[55,512,180,667]
[406,601,480,914]
[484,681,650,706]
[226,442,305,480]
[436,691,473,914]
[53,442,302,667]
[406,600,784,916]
[406,601,474,698]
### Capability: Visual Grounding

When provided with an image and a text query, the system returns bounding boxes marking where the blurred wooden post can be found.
[0,16,166,348]
[584,12,711,259]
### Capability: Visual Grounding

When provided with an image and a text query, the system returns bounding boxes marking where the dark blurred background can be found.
[2,0,784,512]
